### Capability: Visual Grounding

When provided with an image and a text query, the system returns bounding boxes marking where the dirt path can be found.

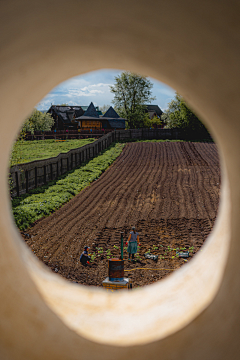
[22,142,220,288]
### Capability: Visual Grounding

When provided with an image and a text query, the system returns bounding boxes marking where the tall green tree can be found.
[22,109,55,134]
[163,93,205,132]
[110,72,155,129]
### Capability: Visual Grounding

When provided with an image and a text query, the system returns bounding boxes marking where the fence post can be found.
[25,170,28,193]
[50,163,53,181]
[35,167,38,188]
[15,172,19,197]
[44,165,46,184]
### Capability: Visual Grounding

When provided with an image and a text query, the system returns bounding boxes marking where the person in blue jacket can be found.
[80,246,91,266]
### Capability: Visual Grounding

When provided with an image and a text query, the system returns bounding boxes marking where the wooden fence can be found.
[25,129,113,140]
[10,128,210,198]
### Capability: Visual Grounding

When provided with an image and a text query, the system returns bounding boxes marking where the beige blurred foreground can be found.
[0,1,239,359]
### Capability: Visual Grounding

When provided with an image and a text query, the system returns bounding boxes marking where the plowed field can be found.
[22,142,220,288]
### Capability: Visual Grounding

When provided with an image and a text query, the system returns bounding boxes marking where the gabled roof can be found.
[48,105,84,124]
[79,105,102,116]
[76,116,101,121]
[83,102,99,118]
[146,105,163,117]
[103,106,120,118]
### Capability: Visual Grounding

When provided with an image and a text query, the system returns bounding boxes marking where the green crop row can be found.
[11,142,125,230]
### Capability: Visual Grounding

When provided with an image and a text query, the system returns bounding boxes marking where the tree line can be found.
[18,72,206,134]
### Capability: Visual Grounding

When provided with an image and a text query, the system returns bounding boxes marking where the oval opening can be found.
[5,69,228,346]
[9,70,220,291]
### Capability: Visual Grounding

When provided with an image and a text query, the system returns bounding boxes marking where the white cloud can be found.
[35,70,175,110]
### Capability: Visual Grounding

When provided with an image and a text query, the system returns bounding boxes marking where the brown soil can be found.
[21,142,220,288]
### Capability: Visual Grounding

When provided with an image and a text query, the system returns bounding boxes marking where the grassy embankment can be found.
[10,138,95,166]
[11,142,125,230]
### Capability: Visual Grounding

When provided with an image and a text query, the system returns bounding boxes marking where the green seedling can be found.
[96,247,104,256]
[124,246,128,251]
[106,249,112,256]
[152,245,158,250]
[113,245,119,250]
[135,253,142,261]
[90,252,96,262]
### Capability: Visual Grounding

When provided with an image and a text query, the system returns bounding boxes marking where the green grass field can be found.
[10,138,96,167]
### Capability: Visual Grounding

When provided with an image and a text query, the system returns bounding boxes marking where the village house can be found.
[75,102,102,130]
[145,105,163,119]
[47,105,84,130]
[101,106,126,129]
[47,102,138,131]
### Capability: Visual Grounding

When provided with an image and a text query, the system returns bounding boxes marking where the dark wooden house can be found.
[145,105,163,119]
[101,106,126,129]
[47,105,84,130]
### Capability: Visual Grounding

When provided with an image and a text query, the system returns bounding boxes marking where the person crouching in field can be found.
[126,227,140,261]
[80,246,91,266]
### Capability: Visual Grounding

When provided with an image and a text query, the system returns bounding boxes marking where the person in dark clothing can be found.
[80,246,91,266]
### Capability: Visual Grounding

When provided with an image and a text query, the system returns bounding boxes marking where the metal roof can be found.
[103,106,120,118]
[82,102,100,118]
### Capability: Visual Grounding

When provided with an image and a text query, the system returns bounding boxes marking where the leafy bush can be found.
[11,143,125,230]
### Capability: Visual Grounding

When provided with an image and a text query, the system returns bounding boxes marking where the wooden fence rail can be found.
[25,129,113,140]
[10,128,211,198]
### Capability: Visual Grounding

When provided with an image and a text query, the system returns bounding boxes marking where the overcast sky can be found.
[36,69,176,112]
